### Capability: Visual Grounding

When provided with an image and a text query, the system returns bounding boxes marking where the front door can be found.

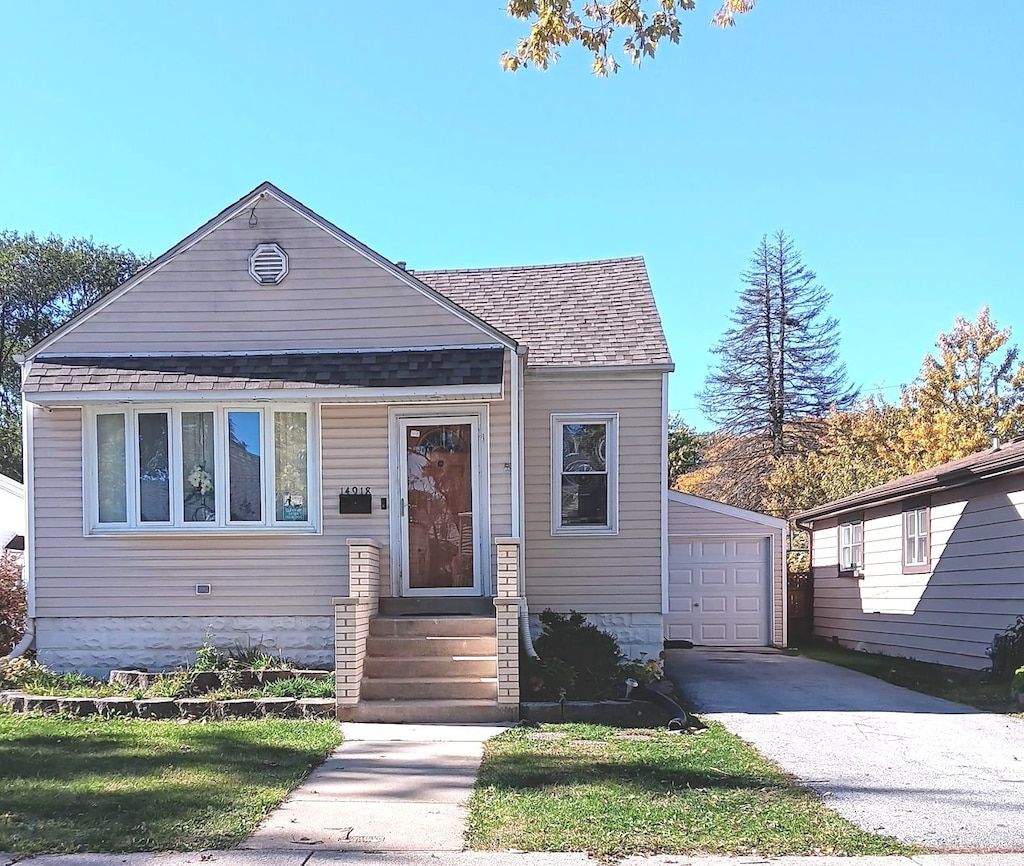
[397,414,484,596]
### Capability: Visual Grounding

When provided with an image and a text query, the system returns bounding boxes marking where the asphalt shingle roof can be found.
[795,438,1024,521]
[416,257,673,368]
[23,348,505,394]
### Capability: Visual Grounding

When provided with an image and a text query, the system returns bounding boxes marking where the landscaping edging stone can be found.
[0,691,335,720]
[520,699,674,726]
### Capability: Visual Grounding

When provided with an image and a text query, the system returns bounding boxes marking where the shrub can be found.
[193,636,223,672]
[0,553,26,655]
[0,657,57,691]
[520,655,576,701]
[527,609,626,700]
[987,615,1024,680]
[262,676,334,699]
[1013,666,1024,696]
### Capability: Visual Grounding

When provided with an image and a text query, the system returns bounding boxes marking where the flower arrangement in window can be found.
[186,462,215,522]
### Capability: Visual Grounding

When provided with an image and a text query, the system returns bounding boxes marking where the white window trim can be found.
[550,412,618,536]
[83,402,320,535]
[839,520,864,574]
[903,506,929,568]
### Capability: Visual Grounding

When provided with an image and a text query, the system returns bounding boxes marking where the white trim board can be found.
[26,384,503,406]
[668,490,786,529]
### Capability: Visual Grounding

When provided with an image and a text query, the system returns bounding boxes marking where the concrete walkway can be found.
[666,648,1024,852]
[242,723,507,852]
[6,850,1024,865]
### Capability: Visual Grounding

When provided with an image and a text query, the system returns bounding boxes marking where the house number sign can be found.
[339,487,373,515]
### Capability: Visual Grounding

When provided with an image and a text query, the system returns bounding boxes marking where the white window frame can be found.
[839,520,864,574]
[903,506,930,570]
[84,402,320,535]
[551,413,618,536]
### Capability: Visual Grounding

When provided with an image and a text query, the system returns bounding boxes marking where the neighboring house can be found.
[796,439,1024,670]
[0,474,25,553]
[18,182,785,720]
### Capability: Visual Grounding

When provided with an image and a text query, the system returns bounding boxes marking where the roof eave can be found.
[795,458,1024,522]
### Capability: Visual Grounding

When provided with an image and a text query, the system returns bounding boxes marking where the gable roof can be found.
[795,438,1024,522]
[669,490,786,529]
[416,258,673,369]
[25,183,671,371]
[25,182,517,360]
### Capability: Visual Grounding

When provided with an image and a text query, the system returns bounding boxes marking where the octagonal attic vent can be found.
[248,243,289,284]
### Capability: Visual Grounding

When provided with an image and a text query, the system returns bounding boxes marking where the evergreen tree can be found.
[700,231,856,461]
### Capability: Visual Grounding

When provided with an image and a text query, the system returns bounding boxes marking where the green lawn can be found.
[0,713,342,853]
[466,723,916,858]
[796,640,1022,716]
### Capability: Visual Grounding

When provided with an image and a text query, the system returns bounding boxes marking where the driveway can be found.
[665,648,1024,852]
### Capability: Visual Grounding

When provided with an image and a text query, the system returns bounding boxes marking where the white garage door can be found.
[667,536,770,646]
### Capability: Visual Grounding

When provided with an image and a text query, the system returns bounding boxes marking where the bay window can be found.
[87,404,317,532]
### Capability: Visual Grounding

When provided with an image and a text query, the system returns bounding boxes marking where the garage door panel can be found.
[701,596,726,613]
[667,535,771,647]
[700,624,727,642]
[735,568,760,585]
[666,622,694,640]
[700,568,726,585]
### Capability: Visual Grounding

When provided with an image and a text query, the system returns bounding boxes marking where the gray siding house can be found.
[796,439,1024,669]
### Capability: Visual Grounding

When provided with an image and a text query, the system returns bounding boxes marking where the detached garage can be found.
[666,492,787,647]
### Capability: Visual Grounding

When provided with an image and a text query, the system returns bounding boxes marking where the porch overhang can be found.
[22,348,505,405]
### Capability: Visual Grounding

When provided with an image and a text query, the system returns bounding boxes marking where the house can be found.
[0,473,25,553]
[795,439,1024,670]
[17,182,786,721]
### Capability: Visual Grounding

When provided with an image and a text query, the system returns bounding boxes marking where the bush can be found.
[525,610,627,700]
[987,615,1024,680]
[0,553,26,655]
[520,655,576,701]
[1013,666,1024,696]
[262,676,334,699]
[0,656,57,691]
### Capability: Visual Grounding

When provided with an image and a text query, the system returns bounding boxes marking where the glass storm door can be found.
[399,417,481,595]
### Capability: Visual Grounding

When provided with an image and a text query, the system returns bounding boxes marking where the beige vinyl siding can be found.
[523,372,663,614]
[33,391,513,617]
[811,474,1024,669]
[667,498,785,645]
[46,196,490,355]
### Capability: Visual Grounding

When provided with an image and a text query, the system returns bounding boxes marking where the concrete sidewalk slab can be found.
[9,851,1024,866]
[241,723,508,852]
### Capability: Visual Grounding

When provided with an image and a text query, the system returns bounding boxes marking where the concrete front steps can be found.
[344,615,517,723]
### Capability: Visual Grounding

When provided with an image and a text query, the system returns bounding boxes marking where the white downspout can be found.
[511,347,537,657]
[4,357,35,661]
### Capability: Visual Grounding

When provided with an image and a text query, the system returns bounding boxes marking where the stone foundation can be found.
[529,611,664,660]
[34,615,334,677]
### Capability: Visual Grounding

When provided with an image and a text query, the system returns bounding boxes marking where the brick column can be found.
[493,537,522,709]
[334,538,381,718]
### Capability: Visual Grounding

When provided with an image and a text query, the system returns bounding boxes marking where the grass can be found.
[0,712,342,853]
[466,723,917,858]
[796,639,1022,716]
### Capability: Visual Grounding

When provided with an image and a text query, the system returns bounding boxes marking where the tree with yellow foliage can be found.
[894,307,1024,472]
[502,0,755,76]
[762,308,1024,518]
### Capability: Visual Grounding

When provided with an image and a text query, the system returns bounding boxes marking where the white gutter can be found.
[512,347,537,657]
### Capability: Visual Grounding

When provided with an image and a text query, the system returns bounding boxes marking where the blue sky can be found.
[2,2,1021,428]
